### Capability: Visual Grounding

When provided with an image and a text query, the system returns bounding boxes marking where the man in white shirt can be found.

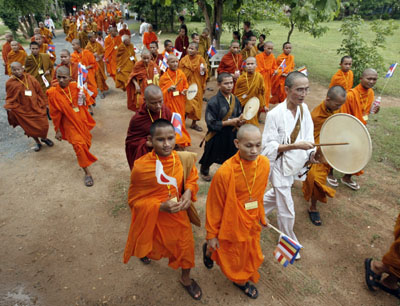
[44,15,56,38]
[262,71,319,247]
[139,18,149,36]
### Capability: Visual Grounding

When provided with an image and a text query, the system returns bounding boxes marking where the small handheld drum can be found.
[186,83,198,100]
[243,97,260,120]
[319,113,372,174]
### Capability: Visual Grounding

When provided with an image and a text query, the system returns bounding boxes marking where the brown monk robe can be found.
[2,33,24,75]
[62,16,70,34]
[198,28,211,78]
[118,23,131,37]
[34,34,56,64]
[104,27,122,79]
[329,56,354,91]
[66,18,78,43]
[217,41,243,88]
[24,42,53,95]
[240,39,257,62]
[123,119,202,301]
[255,41,278,108]
[340,68,379,190]
[115,34,137,90]
[39,22,53,45]
[31,28,48,44]
[78,24,90,49]
[86,33,109,98]
[47,66,97,187]
[205,125,269,299]
[7,41,27,76]
[302,86,346,226]
[52,49,79,86]
[365,214,400,299]
[4,62,53,152]
[125,85,172,169]
[149,42,163,67]
[179,42,208,131]
[234,57,265,126]
[126,49,159,111]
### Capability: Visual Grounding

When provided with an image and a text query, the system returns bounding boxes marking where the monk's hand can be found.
[181,89,187,96]
[168,85,176,92]
[44,70,50,76]
[55,130,62,141]
[207,238,219,250]
[294,141,315,150]
[160,200,181,214]
[309,151,321,164]
[179,189,192,211]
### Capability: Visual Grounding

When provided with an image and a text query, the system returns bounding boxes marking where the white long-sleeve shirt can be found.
[139,22,149,35]
[45,18,55,30]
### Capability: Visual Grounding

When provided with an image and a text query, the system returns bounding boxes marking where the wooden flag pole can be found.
[314,142,349,147]
[267,223,285,236]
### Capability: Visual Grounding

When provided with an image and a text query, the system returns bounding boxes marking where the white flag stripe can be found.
[155,160,178,193]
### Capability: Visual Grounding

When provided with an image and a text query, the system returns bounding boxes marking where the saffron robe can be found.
[179,54,208,121]
[341,83,374,125]
[382,214,400,278]
[115,43,137,90]
[104,35,122,79]
[40,27,53,44]
[217,52,243,75]
[38,43,56,64]
[70,49,99,99]
[240,47,257,62]
[47,82,97,168]
[24,53,53,95]
[125,103,172,169]
[198,36,211,76]
[119,29,131,37]
[85,41,109,92]
[123,150,199,270]
[126,60,160,111]
[7,50,27,76]
[271,53,295,103]
[78,31,89,49]
[5,73,49,138]
[2,41,24,75]
[256,52,277,107]
[52,62,79,86]
[234,71,265,126]
[329,69,354,91]
[143,31,158,50]
[206,152,269,283]
[65,23,77,43]
[159,69,191,147]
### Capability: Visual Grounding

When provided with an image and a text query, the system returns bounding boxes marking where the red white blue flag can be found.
[215,23,219,31]
[47,44,55,52]
[77,63,88,88]
[207,46,217,58]
[171,112,183,137]
[385,63,398,78]
[159,52,169,72]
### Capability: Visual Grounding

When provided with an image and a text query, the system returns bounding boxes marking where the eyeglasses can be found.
[294,87,310,94]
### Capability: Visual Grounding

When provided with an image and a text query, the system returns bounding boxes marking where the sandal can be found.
[180,279,202,300]
[341,178,360,190]
[190,124,203,132]
[84,175,94,187]
[202,243,213,269]
[140,256,151,265]
[233,282,258,299]
[308,210,322,226]
[376,282,400,299]
[34,143,42,152]
[364,258,381,291]
[327,176,339,187]
[41,138,54,147]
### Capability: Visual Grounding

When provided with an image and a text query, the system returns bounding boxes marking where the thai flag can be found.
[78,63,88,88]
[171,112,182,137]
[207,46,217,58]
[215,23,219,31]
[273,235,303,267]
[159,53,169,72]
[173,48,182,60]
[155,160,178,193]
[385,63,398,78]
[47,44,56,52]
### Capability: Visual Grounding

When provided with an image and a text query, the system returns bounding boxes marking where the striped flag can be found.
[273,235,303,267]
[207,46,217,58]
[159,53,169,72]
[77,63,88,88]
[385,63,398,78]
[279,59,287,73]
[171,112,183,136]
[298,66,308,76]
[47,44,56,52]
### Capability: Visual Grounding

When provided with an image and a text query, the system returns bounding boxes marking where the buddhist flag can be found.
[273,235,303,267]
[173,48,183,60]
[159,53,169,72]
[47,44,56,52]
[78,63,88,88]
[385,63,398,78]
[207,46,217,58]
[279,59,286,73]
[155,159,178,192]
[171,112,183,136]
[298,66,308,76]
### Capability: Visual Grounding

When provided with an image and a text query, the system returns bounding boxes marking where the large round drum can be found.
[186,83,198,100]
[320,113,372,174]
[243,97,260,120]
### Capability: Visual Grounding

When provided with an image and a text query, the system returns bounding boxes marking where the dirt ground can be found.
[1,65,400,305]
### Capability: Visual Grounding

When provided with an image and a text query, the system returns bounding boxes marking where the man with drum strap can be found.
[302,86,347,226]
[262,71,319,248]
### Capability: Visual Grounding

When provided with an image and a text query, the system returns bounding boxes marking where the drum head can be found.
[243,97,260,120]
[186,83,198,100]
[320,113,372,174]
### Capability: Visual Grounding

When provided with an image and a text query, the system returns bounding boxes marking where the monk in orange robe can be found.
[302,86,346,226]
[240,39,257,62]
[47,66,97,187]
[161,40,175,58]
[271,42,295,103]
[159,55,191,148]
[86,33,109,98]
[142,24,158,49]
[65,18,78,43]
[256,41,277,108]
[104,27,122,79]
[31,28,48,44]
[329,56,354,91]
[5,62,53,152]
[205,124,269,299]
[7,41,27,76]
[78,24,90,49]
[179,42,208,131]
[340,68,379,190]
[198,28,211,78]
[70,39,98,101]
[123,119,202,300]
[115,35,136,90]
[39,22,53,45]
[34,34,56,64]
[217,41,243,87]
[365,213,400,299]
[52,49,79,86]
[126,49,160,111]
[118,23,131,36]
[234,57,265,126]
[2,33,24,75]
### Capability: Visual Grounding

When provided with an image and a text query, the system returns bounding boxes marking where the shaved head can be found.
[144,85,163,113]
[285,71,308,88]
[72,39,81,46]
[327,85,346,100]
[237,124,261,140]
[141,49,151,58]
[360,68,378,89]
[10,61,22,69]
[362,68,378,77]
[144,84,163,99]
[246,57,256,64]
[56,66,70,76]
[235,124,262,161]
[167,54,178,63]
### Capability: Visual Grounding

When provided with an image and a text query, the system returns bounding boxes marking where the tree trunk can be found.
[197,0,211,33]
[213,0,223,48]
[170,6,174,33]
[287,19,295,42]
[21,16,31,38]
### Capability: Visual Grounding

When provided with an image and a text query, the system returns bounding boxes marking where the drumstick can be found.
[314,142,349,147]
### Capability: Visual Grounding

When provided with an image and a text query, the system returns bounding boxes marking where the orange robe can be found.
[142,31,158,50]
[341,83,374,125]
[123,150,198,269]
[256,52,277,107]
[104,35,122,79]
[24,53,53,95]
[7,50,27,76]
[78,31,89,49]
[329,69,354,91]
[179,54,208,121]
[40,27,53,44]
[31,35,48,44]
[159,69,191,147]
[47,82,97,168]
[217,52,242,75]
[382,214,400,278]
[52,62,79,86]
[85,41,109,92]
[118,29,131,37]
[38,43,56,64]
[4,73,49,138]
[71,49,98,99]
[271,53,295,103]
[199,36,211,76]
[240,47,257,62]
[115,43,136,90]
[66,23,77,43]
[302,102,338,203]
[234,71,265,126]
[2,41,24,75]
[126,60,160,111]
[206,152,270,284]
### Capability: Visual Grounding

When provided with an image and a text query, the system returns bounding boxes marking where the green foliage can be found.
[0,0,20,34]
[337,15,399,83]
[340,0,400,20]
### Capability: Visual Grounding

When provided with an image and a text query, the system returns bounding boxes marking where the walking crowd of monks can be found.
[2,4,400,301]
